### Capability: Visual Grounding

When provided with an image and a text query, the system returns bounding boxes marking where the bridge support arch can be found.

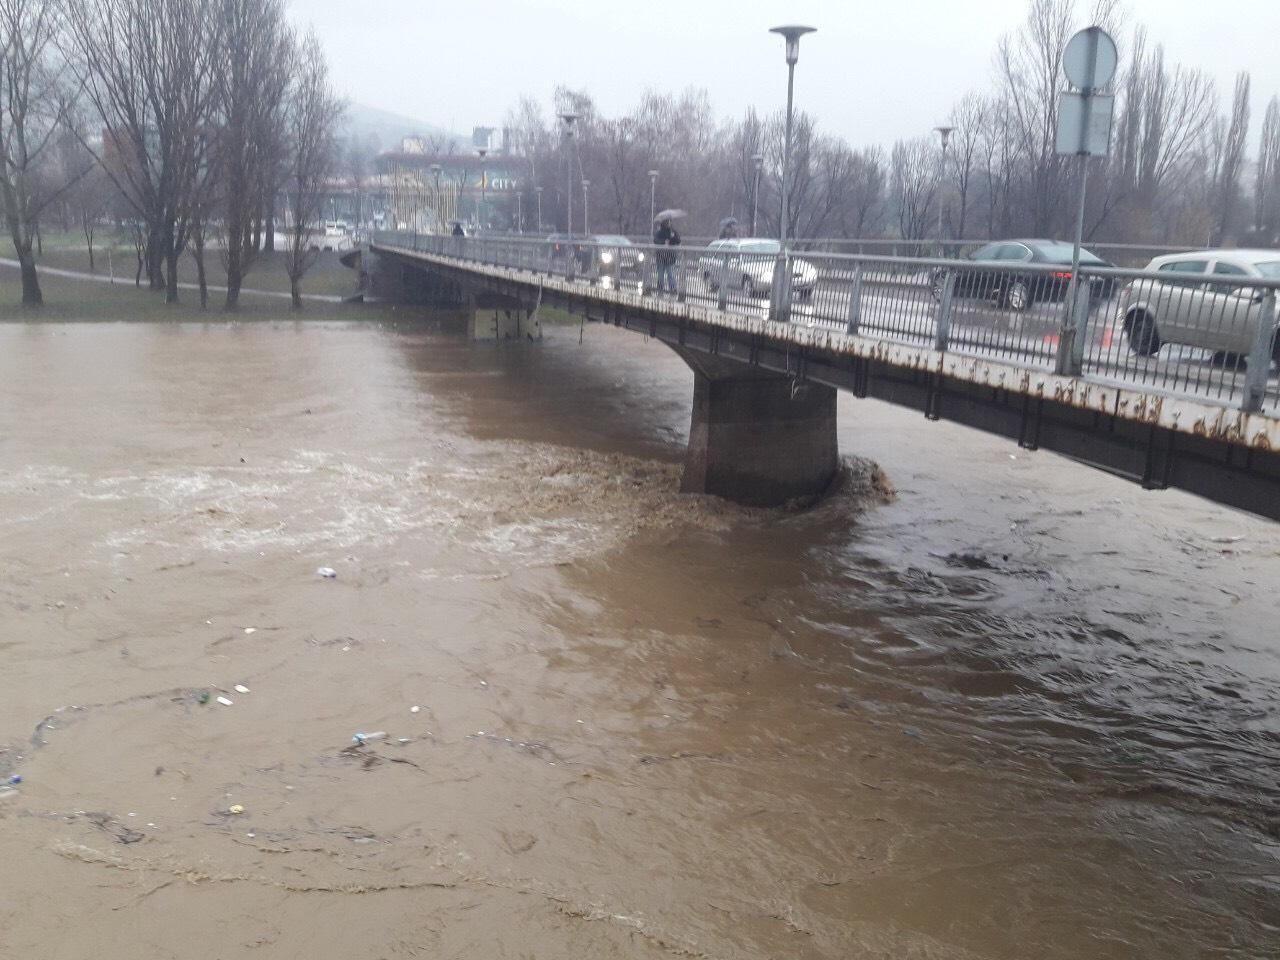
[674,349,839,507]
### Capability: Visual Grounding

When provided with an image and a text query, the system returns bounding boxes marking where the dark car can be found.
[547,233,592,272]
[932,239,1116,311]
[586,235,645,287]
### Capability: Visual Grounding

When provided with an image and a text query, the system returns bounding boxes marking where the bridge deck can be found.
[374,243,1280,451]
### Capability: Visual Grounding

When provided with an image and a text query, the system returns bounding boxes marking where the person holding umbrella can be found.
[718,216,739,240]
[652,208,685,295]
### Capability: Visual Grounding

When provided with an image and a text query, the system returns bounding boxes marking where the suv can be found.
[1118,249,1280,358]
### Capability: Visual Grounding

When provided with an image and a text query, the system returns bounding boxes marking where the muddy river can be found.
[0,319,1277,959]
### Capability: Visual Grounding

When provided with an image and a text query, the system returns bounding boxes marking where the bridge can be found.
[360,233,1280,521]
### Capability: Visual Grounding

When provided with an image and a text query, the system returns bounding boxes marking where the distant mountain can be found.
[342,103,464,154]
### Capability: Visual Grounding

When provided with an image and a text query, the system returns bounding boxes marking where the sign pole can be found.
[1064,152,1090,373]
[1054,25,1117,377]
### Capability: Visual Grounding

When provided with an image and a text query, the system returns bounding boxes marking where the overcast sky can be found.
[291,0,1279,148]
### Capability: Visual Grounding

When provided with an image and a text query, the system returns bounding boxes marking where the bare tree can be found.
[1210,71,1250,244]
[64,0,223,302]
[217,0,292,309]
[0,0,70,305]
[891,137,938,243]
[1254,96,1280,241]
[947,94,986,239]
[996,0,1074,236]
[282,33,342,309]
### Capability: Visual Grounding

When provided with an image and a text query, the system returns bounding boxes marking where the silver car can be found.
[698,239,818,298]
[1119,249,1280,358]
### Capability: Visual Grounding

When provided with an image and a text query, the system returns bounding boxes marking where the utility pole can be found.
[648,169,659,230]
[750,153,764,237]
[559,113,579,235]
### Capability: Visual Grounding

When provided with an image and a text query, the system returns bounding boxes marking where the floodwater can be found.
[0,318,1277,960]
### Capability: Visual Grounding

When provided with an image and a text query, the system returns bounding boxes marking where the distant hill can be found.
[342,103,464,154]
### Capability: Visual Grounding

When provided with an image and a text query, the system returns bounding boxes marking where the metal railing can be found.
[370,232,1280,416]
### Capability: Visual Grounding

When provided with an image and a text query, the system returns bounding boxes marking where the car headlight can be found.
[601,251,614,264]
[636,252,645,262]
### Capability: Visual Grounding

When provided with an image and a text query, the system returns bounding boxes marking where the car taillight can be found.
[1053,271,1072,279]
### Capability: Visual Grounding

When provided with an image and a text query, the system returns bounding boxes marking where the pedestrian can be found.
[451,221,465,237]
[718,218,739,240]
[653,217,680,295]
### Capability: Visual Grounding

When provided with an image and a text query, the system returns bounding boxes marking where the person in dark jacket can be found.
[653,218,680,294]
[451,222,465,237]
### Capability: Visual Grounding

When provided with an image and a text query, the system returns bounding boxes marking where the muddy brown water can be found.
[0,319,1277,959]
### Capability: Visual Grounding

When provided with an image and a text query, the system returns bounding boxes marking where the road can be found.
[582,261,1279,412]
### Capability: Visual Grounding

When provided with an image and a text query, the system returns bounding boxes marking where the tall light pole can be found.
[559,112,579,235]
[535,185,543,232]
[933,126,954,256]
[430,163,442,232]
[750,152,764,237]
[581,178,590,235]
[769,24,815,322]
[517,191,524,233]
[477,147,487,233]
[648,169,659,229]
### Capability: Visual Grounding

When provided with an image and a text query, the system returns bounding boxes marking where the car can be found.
[699,238,818,299]
[546,232,592,271]
[1117,249,1280,359]
[585,234,645,286]
[932,239,1116,311]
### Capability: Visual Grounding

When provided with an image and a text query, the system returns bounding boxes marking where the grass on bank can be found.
[0,264,360,321]
[15,229,358,300]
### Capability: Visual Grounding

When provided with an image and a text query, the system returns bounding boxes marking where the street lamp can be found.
[517,191,524,233]
[477,148,487,233]
[581,178,590,234]
[933,126,954,256]
[534,185,543,232]
[648,169,659,229]
[750,153,764,237]
[768,23,815,322]
[559,112,579,235]
[429,163,442,232]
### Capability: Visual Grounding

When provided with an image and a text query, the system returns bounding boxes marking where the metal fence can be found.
[371,232,1280,416]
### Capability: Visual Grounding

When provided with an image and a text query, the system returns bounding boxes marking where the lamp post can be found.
[933,126,954,256]
[517,191,524,233]
[559,112,579,235]
[429,163,442,232]
[535,185,543,232]
[749,152,764,237]
[582,178,590,235]
[768,23,815,322]
[648,169,659,229]
[477,148,487,233]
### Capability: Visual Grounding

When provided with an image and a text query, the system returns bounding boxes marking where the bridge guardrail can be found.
[369,231,1280,417]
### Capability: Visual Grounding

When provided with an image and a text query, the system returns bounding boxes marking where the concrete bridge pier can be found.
[674,350,839,507]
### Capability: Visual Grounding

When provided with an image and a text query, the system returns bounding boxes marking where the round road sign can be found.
[1063,26,1118,91]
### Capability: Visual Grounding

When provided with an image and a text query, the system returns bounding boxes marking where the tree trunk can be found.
[225,225,244,310]
[196,251,208,308]
[19,251,43,306]
[84,219,96,272]
[147,226,165,290]
[264,212,275,252]
[290,275,302,309]
[194,223,208,309]
[165,248,180,303]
